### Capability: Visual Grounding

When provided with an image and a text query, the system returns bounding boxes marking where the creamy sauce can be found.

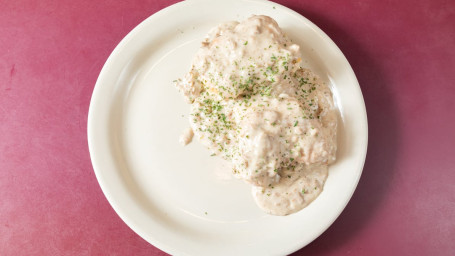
[179,127,194,146]
[175,15,337,215]
[252,165,328,215]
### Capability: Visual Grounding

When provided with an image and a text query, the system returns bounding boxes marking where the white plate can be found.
[88,0,368,255]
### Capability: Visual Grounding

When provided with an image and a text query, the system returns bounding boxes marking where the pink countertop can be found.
[1,0,454,255]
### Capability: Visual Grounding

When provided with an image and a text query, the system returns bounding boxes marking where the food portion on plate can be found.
[175,15,337,215]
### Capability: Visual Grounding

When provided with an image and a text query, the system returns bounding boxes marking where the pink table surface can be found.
[1,0,454,255]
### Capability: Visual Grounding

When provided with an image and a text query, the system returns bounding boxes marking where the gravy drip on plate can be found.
[176,15,337,215]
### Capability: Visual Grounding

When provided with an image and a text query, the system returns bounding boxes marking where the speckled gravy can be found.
[176,15,337,215]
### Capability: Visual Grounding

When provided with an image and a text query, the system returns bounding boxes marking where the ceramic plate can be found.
[88,0,368,255]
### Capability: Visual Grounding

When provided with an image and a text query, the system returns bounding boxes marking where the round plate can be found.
[88,0,368,255]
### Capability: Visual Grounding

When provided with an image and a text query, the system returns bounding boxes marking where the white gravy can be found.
[175,15,337,215]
